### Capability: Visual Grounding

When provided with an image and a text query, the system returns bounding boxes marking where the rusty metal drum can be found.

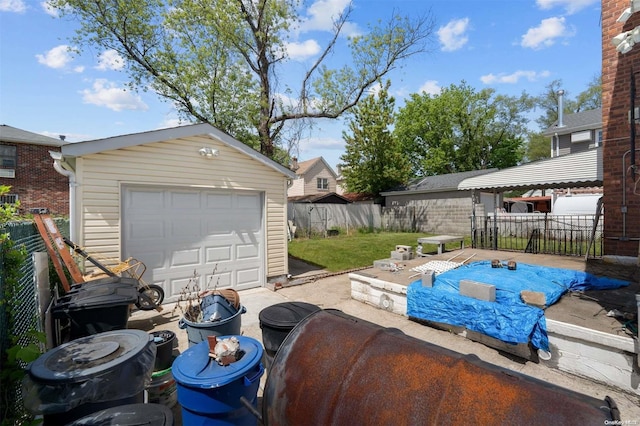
[262,309,618,425]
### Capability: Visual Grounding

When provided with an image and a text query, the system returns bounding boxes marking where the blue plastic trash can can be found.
[172,335,264,425]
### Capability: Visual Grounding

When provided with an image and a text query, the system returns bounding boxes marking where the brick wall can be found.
[0,144,69,215]
[603,0,640,257]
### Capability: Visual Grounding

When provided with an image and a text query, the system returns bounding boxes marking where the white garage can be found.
[56,124,296,302]
[122,186,264,299]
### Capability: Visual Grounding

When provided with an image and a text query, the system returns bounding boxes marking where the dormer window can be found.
[317,178,329,190]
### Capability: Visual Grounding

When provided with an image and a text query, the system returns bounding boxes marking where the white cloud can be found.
[41,1,58,16]
[286,39,321,61]
[437,18,470,52]
[419,80,441,95]
[480,70,551,84]
[35,45,76,69]
[96,49,125,71]
[300,136,344,151]
[521,17,573,49]
[0,0,26,13]
[536,0,598,15]
[80,79,148,112]
[299,0,359,36]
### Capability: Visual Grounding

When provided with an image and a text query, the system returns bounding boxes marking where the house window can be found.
[0,145,17,177]
[595,129,603,147]
[0,194,18,204]
[317,177,329,190]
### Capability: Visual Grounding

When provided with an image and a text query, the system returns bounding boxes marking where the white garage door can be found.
[122,186,264,301]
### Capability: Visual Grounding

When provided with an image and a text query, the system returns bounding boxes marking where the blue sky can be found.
[0,0,602,171]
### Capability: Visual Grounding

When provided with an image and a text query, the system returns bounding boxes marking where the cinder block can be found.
[421,270,435,287]
[459,279,496,302]
[521,290,547,307]
[390,250,411,260]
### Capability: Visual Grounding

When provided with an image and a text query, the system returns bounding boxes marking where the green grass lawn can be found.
[288,232,471,272]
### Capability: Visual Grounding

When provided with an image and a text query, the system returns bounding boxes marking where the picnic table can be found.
[417,235,464,256]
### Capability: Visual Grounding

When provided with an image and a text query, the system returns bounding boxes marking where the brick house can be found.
[0,125,68,215]
[602,0,640,257]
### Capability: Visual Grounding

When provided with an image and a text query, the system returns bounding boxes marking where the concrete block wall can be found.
[602,0,640,257]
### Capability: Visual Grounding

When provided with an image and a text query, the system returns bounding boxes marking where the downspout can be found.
[50,151,77,242]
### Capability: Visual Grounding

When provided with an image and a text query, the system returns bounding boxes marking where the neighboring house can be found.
[54,123,296,301]
[380,169,498,235]
[541,108,603,209]
[0,125,68,215]
[542,108,602,157]
[287,157,338,197]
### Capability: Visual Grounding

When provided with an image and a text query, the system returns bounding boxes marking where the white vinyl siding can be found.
[73,135,288,282]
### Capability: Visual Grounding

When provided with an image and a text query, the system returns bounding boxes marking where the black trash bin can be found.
[23,329,156,425]
[67,403,174,426]
[259,302,320,368]
[53,278,139,339]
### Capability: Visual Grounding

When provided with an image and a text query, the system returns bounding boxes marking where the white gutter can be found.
[49,151,77,242]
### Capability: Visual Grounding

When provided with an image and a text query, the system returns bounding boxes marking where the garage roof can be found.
[458,147,602,191]
[61,123,297,178]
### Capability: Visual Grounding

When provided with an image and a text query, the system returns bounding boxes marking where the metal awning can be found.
[458,148,602,191]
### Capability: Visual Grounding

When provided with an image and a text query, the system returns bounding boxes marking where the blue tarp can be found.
[406,260,629,351]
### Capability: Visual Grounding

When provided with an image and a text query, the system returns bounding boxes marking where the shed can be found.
[55,123,296,301]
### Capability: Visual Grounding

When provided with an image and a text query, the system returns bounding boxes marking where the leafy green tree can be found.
[51,0,435,161]
[339,81,410,196]
[574,74,602,112]
[526,131,551,162]
[535,75,601,129]
[394,82,532,176]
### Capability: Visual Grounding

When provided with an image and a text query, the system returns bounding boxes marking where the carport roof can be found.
[60,123,297,178]
[458,147,602,191]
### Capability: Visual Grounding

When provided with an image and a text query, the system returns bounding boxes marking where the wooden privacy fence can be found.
[288,203,382,236]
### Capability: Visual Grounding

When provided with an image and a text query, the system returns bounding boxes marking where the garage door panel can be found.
[171,247,201,267]
[127,189,165,209]
[170,191,202,208]
[128,220,165,239]
[205,245,232,262]
[204,269,232,288]
[123,186,264,301]
[170,219,202,238]
[237,243,259,260]
[236,267,260,289]
[206,193,233,209]
[205,219,235,235]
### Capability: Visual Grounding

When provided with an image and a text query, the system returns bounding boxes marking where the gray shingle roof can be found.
[542,108,602,136]
[0,124,65,146]
[381,169,497,195]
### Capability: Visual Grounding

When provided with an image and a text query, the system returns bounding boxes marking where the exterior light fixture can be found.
[612,26,640,54]
[198,147,219,158]
[618,0,640,23]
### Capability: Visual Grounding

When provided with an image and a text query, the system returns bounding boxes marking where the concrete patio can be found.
[128,249,640,423]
